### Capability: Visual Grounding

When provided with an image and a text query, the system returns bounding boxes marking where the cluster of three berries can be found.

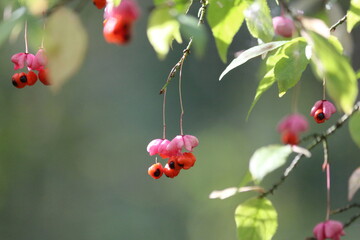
[11,49,49,88]
[147,135,199,179]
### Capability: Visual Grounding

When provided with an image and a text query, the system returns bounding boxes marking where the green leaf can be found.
[113,0,122,6]
[356,69,360,79]
[207,0,248,63]
[275,38,309,97]
[154,0,193,13]
[309,32,358,114]
[347,0,360,32]
[0,7,26,47]
[177,14,207,57]
[244,0,274,43]
[349,111,360,148]
[348,167,360,201]
[249,145,292,182]
[147,7,182,60]
[235,198,278,240]
[46,7,88,91]
[219,41,289,80]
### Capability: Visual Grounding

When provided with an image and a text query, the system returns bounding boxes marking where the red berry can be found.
[92,0,106,9]
[177,152,196,170]
[163,163,181,178]
[26,71,38,86]
[38,68,50,85]
[168,157,182,170]
[148,163,163,179]
[11,72,26,88]
[314,109,326,123]
[103,16,132,45]
[272,16,295,38]
[281,131,299,145]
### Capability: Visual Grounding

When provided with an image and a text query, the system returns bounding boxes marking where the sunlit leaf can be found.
[348,167,360,201]
[235,198,278,240]
[249,145,292,182]
[154,0,193,13]
[275,38,309,97]
[347,0,360,32]
[244,0,274,43]
[356,69,360,79]
[147,7,182,59]
[309,32,358,114]
[24,0,48,15]
[239,170,253,187]
[207,0,248,63]
[46,7,88,91]
[0,7,26,47]
[349,111,360,148]
[177,14,207,57]
[219,41,289,80]
[209,186,264,200]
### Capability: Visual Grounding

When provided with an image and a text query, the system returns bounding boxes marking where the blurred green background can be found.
[0,0,359,239]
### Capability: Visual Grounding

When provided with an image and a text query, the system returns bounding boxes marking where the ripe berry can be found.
[103,16,132,45]
[314,109,326,123]
[177,152,196,170]
[38,68,50,85]
[168,157,182,170]
[272,16,295,38]
[281,131,299,145]
[26,71,38,86]
[163,163,181,178]
[11,73,26,88]
[93,0,106,9]
[19,72,27,83]
[148,163,163,179]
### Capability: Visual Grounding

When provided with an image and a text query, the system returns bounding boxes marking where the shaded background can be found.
[0,0,359,239]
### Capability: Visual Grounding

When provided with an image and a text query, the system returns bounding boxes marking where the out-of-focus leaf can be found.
[347,0,360,32]
[301,17,329,38]
[348,167,360,201]
[249,144,292,182]
[46,7,88,91]
[309,32,358,114]
[113,0,122,6]
[349,111,360,148]
[177,14,207,57]
[154,0,193,13]
[209,186,264,200]
[219,41,289,80]
[207,0,248,63]
[356,69,360,79]
[244,0,274,43]
[275,38,309,97]
[239,170,253,187]
[0,7,26,47]
[24,0,48,15]
[235,198,278,240]
[147,7,182,59]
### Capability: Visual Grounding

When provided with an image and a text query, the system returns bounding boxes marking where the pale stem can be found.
[326,163,331,221]
[24,21,28,53]
[162,89,167,139]
[323,77,326,100]
[179,62,184,135]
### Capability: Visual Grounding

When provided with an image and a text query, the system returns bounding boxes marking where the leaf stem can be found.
[329,14,347,32]
[24,21,28,53]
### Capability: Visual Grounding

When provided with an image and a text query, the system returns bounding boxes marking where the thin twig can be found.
[344,212,360,228]
[159,0,208,94]
[330,14,347,32]
[331,203,360,215]
[260,101,360,198]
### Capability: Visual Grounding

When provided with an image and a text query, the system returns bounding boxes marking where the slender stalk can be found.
[330,14,347,32]
[24,21,28,53]
[179,62,184,135]
[162,89,167,139]
[325,163,330,220]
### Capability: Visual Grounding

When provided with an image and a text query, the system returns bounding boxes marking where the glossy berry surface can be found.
[148,163,163,179]
[11,73,26,88]
[272,16,295,38]
[38,68,50,85]
[163,163,180,178]
[103,17,132,45]
[26,71,38,86]
[314,109,326,123]
[93,0,106,9]
[177,152,196,170]
[281,131,299,145]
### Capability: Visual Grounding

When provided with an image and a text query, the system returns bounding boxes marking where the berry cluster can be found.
[11,49,49,88]
[147,135,199,179]
[93,0,140,45]
[310,100,336,124]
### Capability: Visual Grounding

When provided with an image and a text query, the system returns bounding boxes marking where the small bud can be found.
[313,220,345,240]
[273,16,295,38]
